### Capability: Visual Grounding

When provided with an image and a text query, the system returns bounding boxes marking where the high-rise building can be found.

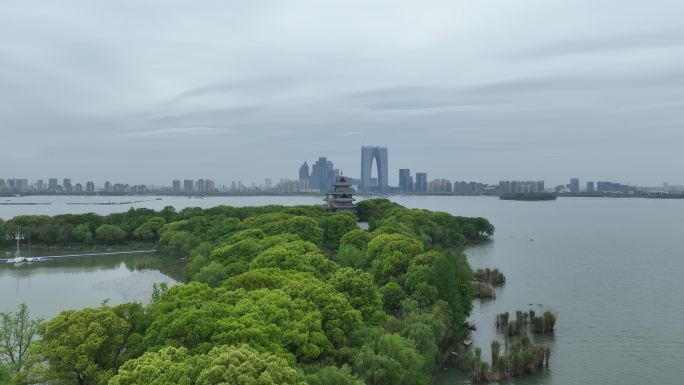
[299,162,310,181]
[205,179,215,192]
[428,179,453,193]
[399,169,412,192]
[183,180,194,194]
[86,181,95,193]
[172,180,181,193]
[597,181,630,193]
[74,183,83,193]
[16,179,29,193]
[586,181,595,193]
[63,178,72,192]
[104,181,113,192]
[415,172,427,193]
[311,157,338,192]
[36,179,45,191]
[570,178,580,193]
[499,180,544,193]
[48,178,58,191]
[360,146,389,192]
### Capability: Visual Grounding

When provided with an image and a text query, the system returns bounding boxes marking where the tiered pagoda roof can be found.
[323,176,357,213]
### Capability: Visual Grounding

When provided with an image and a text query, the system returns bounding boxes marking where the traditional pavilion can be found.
[323,175,357,213]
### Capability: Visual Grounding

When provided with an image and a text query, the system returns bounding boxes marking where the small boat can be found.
[463,339,473,347]
[465,321,477,330]
[25,257,35,263]
[32,257,51,262]
[6,257,26,264]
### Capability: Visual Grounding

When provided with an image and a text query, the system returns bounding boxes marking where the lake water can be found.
[1,195,683,385]
[0,250,182,318]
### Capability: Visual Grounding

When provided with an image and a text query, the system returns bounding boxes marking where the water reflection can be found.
[0,249,182,318]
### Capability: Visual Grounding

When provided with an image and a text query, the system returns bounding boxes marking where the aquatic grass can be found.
[491,341,501,366]
[473,268,506,285]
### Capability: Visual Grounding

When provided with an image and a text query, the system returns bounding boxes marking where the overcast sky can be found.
[2,0,683,187]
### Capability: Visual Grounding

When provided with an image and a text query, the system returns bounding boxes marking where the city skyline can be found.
[2,146,679,191]
[3,171,682,195]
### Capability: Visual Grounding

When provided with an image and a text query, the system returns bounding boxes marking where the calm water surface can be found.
[0,251,182,318]
[1,195,683,385]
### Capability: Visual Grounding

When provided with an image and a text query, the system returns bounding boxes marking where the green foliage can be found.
[306,365,364,385]
[21,306,135,385]
[195,344,303,385]
[319,213,358,250]
[249,241,337,278]
[339,229,372,251]
[336,229,372,268]
[356,199,494,248]
[281,216,324,245]
[379,282,406,314]
[108,346,204,385]
[223,269,362,347]
[110,344,304,385]
[132,217,165,241]
[405,250,473,322]
[398,300,450,371]
[473,267,506,285]
[367,234,424,284]
[95,224,127,244]
[151,282,169,303]
[355,199,402,226]
[0,364,11,384]
[353,329,426,385]
[328,268,385,324]
[72,224,94,244]
[0,304,41,373]
[145,288,332,361]
[7,200,494,385]
[161,231,200,256]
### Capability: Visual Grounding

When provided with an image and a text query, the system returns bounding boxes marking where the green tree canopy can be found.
[0,303,41,373]
[95,224,127,245]
[72,224,94,244]
[249,241,337,278]
[223,269,362,348]
[352,329,426,385]
[108,346,204,385]
[319,213,358,250]
[195,344,303,385]
[22,306,132,385]
[328,267,385,324]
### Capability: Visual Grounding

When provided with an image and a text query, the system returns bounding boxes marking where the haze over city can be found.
[2,0,684,186]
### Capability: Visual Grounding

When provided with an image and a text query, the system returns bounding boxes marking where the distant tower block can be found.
[323,175,357,213]
[360,146,388,192]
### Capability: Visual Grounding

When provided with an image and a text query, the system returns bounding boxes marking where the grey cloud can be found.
[144,106,261,127]
[514,29,684,59]
[120,126,231,138]
[343,86,502,110]
[2,0,684,186]
[172,76,296,100]
[342,70,684,113]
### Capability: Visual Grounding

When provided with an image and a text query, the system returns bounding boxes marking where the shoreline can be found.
[3,192,684,200]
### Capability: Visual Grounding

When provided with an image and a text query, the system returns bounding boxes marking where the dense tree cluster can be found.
[3,200,494,385]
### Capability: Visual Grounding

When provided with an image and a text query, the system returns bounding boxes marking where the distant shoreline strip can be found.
[0,249,157,262]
